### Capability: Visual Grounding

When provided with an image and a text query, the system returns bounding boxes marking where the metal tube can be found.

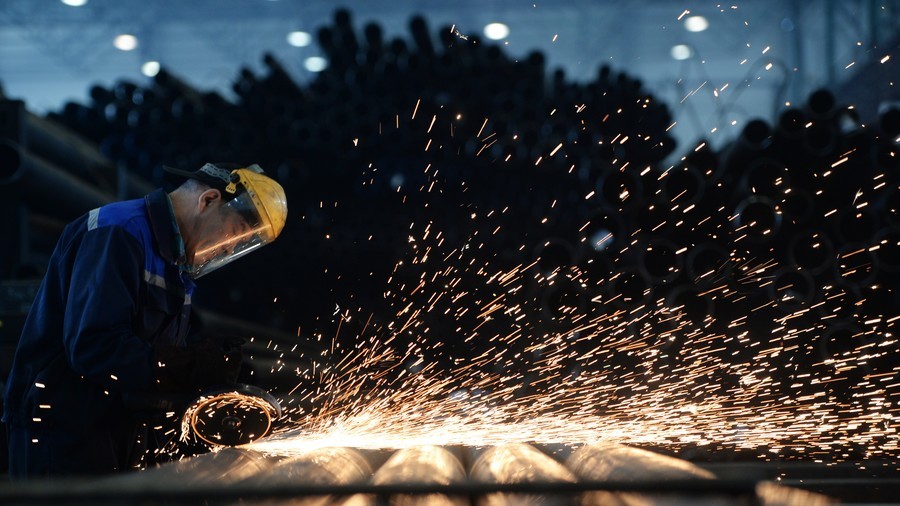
[718,119,773,183]
[372,446,467,506]
[24,111,119,194]
[756,482,832,506]
[732,196,783,244]
[108,448,275,487]
[565,443,729,506]
[0,140,115,220]
[470,442,576,506]
[243,446,374,506]
[787,230,834,275]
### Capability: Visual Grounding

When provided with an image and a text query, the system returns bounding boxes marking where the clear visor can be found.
[186,192,276,279]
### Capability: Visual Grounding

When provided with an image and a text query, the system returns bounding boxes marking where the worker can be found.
[2,162,288,478]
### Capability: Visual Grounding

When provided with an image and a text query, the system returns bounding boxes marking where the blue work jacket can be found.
[3,189,196,433]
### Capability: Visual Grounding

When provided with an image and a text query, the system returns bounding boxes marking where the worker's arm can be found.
[62,225,155,393]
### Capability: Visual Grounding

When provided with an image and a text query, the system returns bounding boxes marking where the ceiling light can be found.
[484,22,510,40]
[60,0,88,6]
[141,61,160,77]
[304,56,328,72]
[287,31,311,47]
[113,34,138,51]
[670,44,693,61]
[684,15,709,32]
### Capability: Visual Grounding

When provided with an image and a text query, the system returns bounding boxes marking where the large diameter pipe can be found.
[0,140,115,219]
[717,119,773,182]
[103,448,275,487]
[565,443,731,506]
[2,99,124,196]
[470,442,577,506]
[756,482,833,506]
[372,445,467,506]
[244,446,374,506]
[25,111,119,193]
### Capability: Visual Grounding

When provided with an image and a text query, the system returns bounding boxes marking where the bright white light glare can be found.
[113,34,138,51]
[287,31,311,47]
[141,61,160,77]
[684,15,709,32]
[61,0,88,6]
[483,22,510,40]
[670,44,693,60]
[304,56,328,72]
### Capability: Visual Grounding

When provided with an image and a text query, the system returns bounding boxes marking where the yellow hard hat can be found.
[226,166,288,242]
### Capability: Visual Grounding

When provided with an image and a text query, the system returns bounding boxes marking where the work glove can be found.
[154,336,243,393]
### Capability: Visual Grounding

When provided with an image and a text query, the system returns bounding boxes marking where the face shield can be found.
[186,166,287,279]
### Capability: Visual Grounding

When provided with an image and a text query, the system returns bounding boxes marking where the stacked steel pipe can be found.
[0,443,832,505]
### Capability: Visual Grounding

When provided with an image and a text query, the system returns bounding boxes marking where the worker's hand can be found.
[187,336,243,388]
[153,337,243,393]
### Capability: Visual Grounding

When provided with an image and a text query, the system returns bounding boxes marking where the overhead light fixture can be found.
[684,15,709,32]
[113,34,138,51]
[670,44,693,60]
[141,61,160,77]
[484,22,510,40]
[304,56,328,72]
[287,31,312,47]
[60,0,88,6]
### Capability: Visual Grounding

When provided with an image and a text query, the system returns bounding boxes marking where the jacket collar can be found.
[145,189,187,267]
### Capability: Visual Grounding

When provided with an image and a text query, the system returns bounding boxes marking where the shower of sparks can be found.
[237,103,899,463]
[79,47,878,465]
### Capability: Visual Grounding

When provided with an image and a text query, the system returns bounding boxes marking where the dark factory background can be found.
[0,0,899,499]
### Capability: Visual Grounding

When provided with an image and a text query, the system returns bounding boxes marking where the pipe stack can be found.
[0,443,832,505]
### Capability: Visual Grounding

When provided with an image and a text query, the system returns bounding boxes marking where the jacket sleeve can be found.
[62,225,155,393]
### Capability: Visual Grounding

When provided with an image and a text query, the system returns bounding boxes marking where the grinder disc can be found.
[183,384,282,447]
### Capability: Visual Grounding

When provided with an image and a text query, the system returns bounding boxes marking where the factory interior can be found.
[0,0,899,504]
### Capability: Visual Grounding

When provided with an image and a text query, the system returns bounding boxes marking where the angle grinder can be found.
[181,383,282,447]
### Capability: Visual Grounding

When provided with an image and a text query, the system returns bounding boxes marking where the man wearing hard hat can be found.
[2,163,287,477]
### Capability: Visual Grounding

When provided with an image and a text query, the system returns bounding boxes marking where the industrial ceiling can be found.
[1,0,898,152]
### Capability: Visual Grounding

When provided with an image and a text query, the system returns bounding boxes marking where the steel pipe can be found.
[732,195,782,244]
[767,267,818,312]
[540,276,588,320]
[879,106,900,138]
[24,110,119,194]
[108,448,275,487]
[775,108,807,140]
[665,284,715,323]
[583,208,625,253]
[801,121,838,157]
[805,89,838,120]
[0,140,115,220]
[833,207,880,245]
[637,237,682,285]
[565,443,728,506]
[873,228,900,272]
[685,243,732,287]
[660,163,706,206]
[470,442,576,506]
[243,446,374,506]
[739,158,790,200]
[787,230,834,275]
[833,243,880,289]
[533,238,578,274]
[372,446,467,506]
[718,119,773,182]
[607,268,653,311]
